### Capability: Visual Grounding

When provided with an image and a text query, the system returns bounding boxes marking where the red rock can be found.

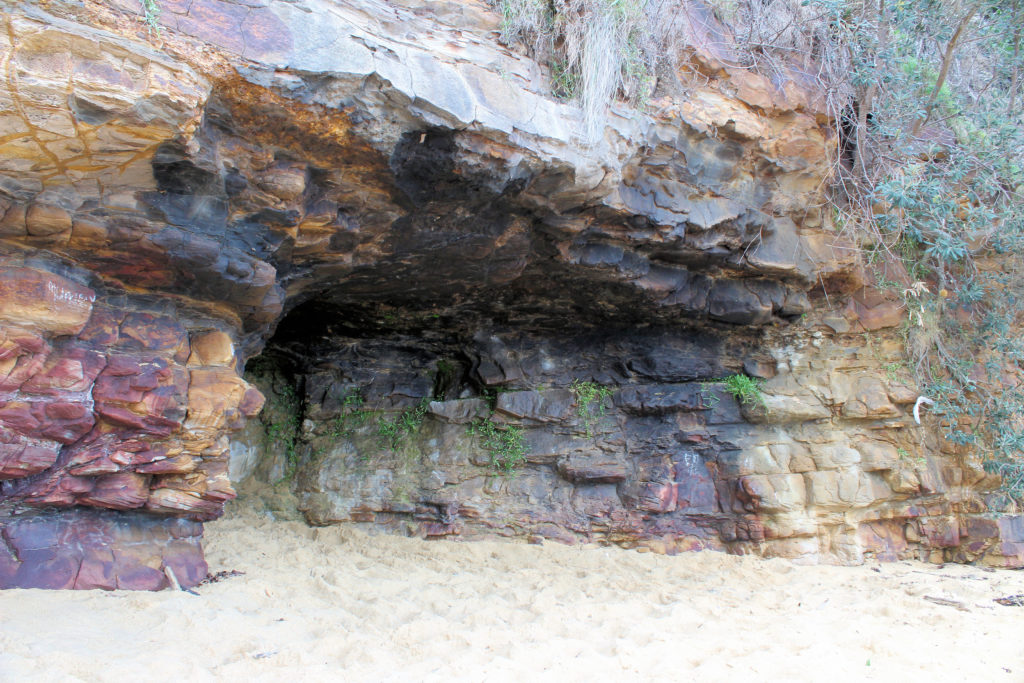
[21,348,105,395]
[0,401,41,433]
[79,472,151,510]
[37,402,96,444]
[44,402,90,420]
[0,509,207,590]
[859,519,908,560]
[77,305,122,346]
[119,312,188,353]
[0,339,49,392]
[14,473,96,507]
[0,440,61,479]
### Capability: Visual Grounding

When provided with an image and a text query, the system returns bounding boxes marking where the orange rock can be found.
[0,203,27,237]
[185,367,252,429]
[187,330,235,367]
[0,268,95,336]
[847,297,906,331]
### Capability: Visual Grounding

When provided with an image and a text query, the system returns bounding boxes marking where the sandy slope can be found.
[2,504,1023,682]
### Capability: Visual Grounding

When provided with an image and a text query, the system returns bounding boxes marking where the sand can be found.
[2,505,1023,682]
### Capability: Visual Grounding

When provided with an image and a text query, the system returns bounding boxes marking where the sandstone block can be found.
[556,454,628,483]
[0,508,206,590]
[0,439,61,479]
[810,444,861,470]
[495,389,573,423]
[842,376,901,419]
[187,330,235,367]
[0,202,27,236]
[185,367,251,429]
[858,519,908,561]
[739,473,807,512]
[615,384,704,415]
[79,472,151,510]
[744,391,831,423]
[707,279,772,325]
[0,268,94,336]
[257,163,307,201]
[25,203,72,236]
[846,297,905,331]
[857,440,900,471]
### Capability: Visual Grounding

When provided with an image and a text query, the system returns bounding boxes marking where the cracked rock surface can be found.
[1,0,1020,590]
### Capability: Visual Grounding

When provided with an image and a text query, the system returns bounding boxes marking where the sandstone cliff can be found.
[1,0,1020,590]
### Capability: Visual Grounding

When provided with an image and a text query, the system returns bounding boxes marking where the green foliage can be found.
[262,383,301,482]
[698,381,721,410]
[720,374,765,408]
[771,0,1024,500]
[550,58,581,100]
[467,418,527,473]
[376,398,430,452]
[140,0,161,35]
[897,446,926,467]
[324,387,369,440]
[569,379,614,437]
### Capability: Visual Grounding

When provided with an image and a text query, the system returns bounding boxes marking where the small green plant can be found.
[140,0,161,35]
[550,58,581,100]
[325,387,369,440]
[569,379,614,437]
[884,362,907,383]
[721,374,765,408]
[698,381,721,410]
[262,383,302,482]
[377,398,430,452]
[897,447,927,467]
[467,418,527,473]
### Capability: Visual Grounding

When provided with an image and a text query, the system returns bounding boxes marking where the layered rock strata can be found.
[1,0,1020,589]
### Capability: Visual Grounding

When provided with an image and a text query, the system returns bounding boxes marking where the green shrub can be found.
[811,0,1024,499]
[569,379,614,437]
[324,387,369,440]
[467,418,527,473]
[720,374,765,408]
[140,0,161,34]
[376,398,430,452]
[262,383,301,482]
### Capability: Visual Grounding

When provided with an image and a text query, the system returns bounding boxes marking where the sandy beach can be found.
[2,502,1023,682]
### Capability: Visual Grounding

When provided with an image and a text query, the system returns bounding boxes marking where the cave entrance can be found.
[228,127,769,544]
[235,271,746,543]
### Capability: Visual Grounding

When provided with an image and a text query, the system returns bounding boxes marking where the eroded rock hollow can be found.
[1,0,1021,590]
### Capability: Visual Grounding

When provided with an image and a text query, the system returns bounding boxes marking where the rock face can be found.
[0,0,1020,589]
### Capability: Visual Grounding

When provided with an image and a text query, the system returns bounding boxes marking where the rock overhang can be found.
[3,0,1021,590]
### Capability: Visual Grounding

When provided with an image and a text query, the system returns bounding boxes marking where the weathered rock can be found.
[0,0,1019,590]
[0,508,205,590]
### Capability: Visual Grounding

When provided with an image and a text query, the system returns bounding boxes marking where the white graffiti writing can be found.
[46,280,93,306]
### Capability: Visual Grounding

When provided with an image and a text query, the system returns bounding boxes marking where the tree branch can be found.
[911,4,978,136]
